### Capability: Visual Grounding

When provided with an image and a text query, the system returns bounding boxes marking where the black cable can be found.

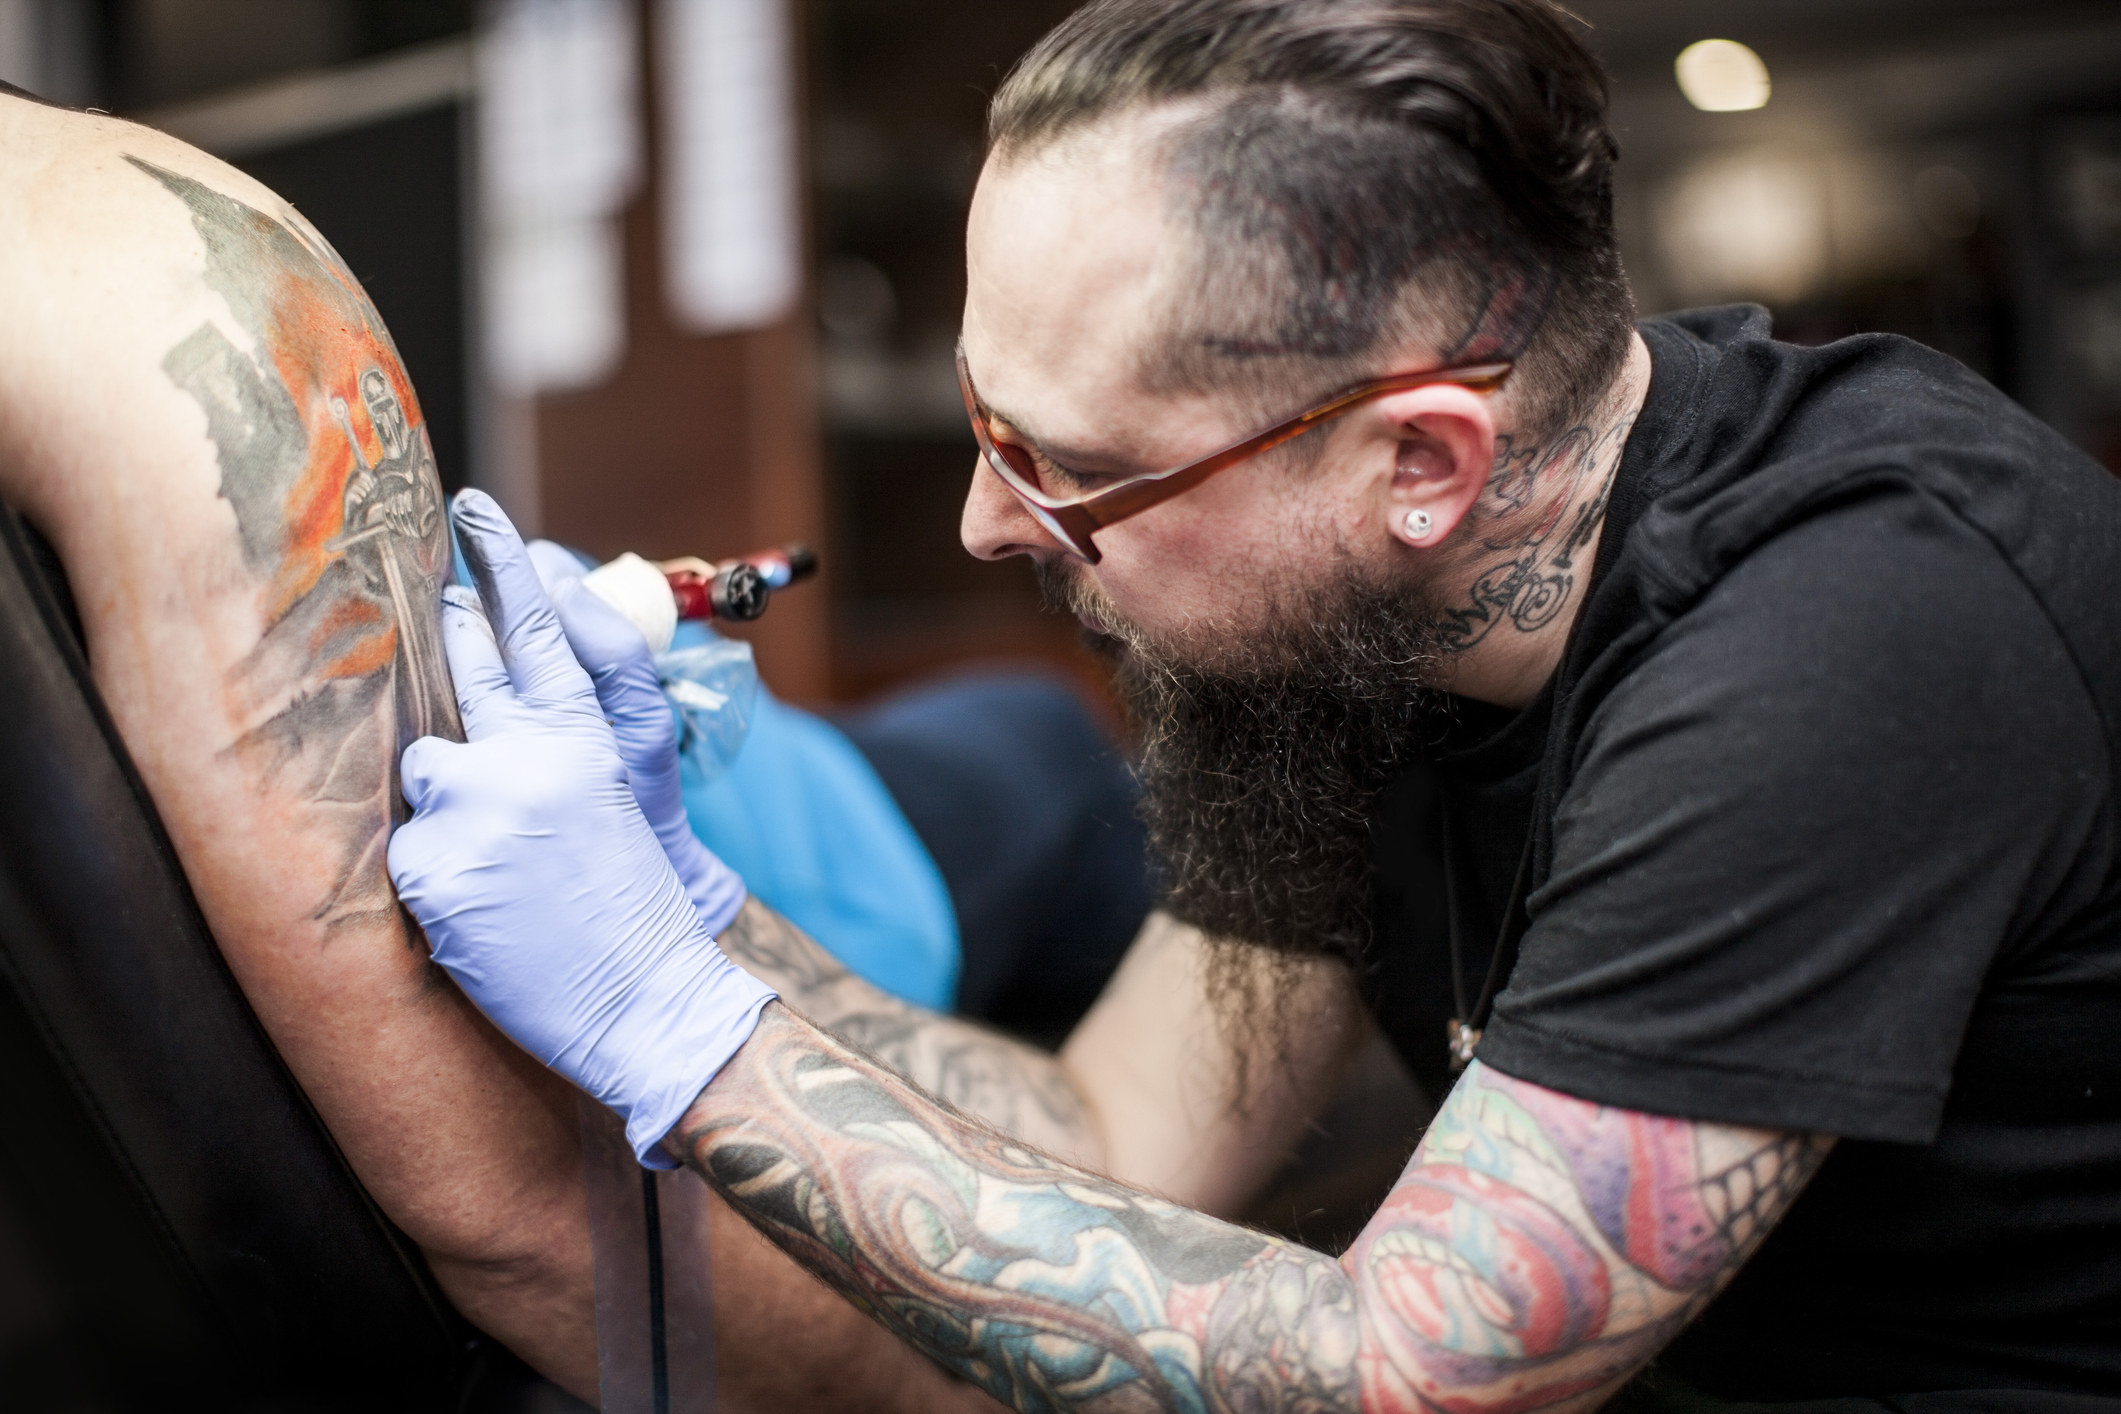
[642,1169,670,1414]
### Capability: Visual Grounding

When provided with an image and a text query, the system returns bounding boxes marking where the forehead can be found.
[962,117,1215,454]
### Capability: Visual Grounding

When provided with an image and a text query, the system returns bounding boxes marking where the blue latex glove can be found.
[526,538,748,935]
[391,491,776,1166]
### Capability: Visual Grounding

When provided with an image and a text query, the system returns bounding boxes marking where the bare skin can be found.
[0,101,594,1392]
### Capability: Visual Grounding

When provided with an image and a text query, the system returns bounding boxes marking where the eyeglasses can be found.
[957,350,1513,563]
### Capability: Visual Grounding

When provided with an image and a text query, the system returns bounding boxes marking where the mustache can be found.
[1034,555,1136,660]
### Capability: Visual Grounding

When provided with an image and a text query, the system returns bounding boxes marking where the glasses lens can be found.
[958,360,1094,557]
[977,422,1047,493]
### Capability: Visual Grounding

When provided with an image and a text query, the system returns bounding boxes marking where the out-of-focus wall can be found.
[807,0,1092,703]
[1580,0,2121,467]
[479,0,829,702]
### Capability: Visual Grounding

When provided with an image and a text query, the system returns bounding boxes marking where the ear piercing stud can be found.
[1404,508,1434,541]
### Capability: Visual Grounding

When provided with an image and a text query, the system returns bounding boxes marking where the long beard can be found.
[1039,558,1453,969]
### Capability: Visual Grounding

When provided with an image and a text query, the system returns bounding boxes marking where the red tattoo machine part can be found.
[660,543,818,624]
[579,543,819,655]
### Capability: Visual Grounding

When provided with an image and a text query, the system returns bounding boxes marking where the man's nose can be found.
[960,455,1069,561]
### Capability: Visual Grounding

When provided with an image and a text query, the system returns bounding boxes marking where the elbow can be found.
[409,1159,593,1296]
[419,1188,599,1403]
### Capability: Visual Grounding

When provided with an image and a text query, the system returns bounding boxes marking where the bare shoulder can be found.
[0,95,371,529]
[0,97,601,1386]
[0,92,303,263]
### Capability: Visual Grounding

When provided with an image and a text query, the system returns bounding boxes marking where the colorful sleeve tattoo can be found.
[676,1006,1829,1413]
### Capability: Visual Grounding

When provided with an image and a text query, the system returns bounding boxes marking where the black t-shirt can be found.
[1366,306,2121,1403]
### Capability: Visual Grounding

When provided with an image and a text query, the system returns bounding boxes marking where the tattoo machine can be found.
[579,543,818,655]
[576,544,818,784]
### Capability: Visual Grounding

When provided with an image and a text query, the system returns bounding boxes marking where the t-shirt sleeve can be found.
[1476,489,2110,1143]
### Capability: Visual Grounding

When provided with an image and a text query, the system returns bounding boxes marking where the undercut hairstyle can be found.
[988,0,1635,443]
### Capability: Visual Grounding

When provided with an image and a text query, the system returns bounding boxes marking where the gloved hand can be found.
[526,538,748,935]
[392,491,776,1166]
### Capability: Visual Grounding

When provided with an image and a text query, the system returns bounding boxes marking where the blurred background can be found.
[4,0,2120,710]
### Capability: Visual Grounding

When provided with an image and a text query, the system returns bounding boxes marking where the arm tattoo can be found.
[714,898,1090,1148]
[682,1017,1827,1414]
[130,156,460,935]
[1350,1065,1829,1410]
[1438,416,1634,654]
[682,1006,1362,1412]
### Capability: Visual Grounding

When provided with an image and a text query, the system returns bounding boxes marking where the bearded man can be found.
[384,0,2121,1408]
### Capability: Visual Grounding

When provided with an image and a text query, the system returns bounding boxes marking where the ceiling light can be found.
[1676,39,1771,113]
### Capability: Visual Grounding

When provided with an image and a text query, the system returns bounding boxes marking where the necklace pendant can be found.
[1446,1018,1481,1073]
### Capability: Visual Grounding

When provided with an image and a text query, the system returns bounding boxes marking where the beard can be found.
[1038,554,1455,986]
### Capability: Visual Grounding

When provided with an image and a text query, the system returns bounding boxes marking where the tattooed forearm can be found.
[715,898,1094,1157]
[715,893,850,994]
[132,156,461,933]
[681,1004,1362,1413]
[681,1014,1827,1414]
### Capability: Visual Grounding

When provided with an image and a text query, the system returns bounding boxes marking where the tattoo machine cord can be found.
[525,542,817,1406]
[580,1096,718,1414]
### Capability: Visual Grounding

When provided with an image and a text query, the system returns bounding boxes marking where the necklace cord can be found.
[1440,783,1536,1071]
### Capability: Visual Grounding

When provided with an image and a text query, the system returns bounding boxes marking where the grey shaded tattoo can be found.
[715,898,1090,1144]
[131,157,461,931]
[687,1012,1358,1413]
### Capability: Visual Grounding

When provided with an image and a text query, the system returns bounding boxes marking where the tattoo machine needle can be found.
[579,544,819,654]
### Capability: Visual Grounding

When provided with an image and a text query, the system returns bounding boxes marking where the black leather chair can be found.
[0,504,565,1411]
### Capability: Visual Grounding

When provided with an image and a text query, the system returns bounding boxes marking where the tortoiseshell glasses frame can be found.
[957,350,1514,563]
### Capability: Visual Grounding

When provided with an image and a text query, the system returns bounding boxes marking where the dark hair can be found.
[987,0,1634,441]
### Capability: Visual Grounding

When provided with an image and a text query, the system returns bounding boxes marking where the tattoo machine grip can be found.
[582,543,819,653]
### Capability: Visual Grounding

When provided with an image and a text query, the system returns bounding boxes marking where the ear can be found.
[1367,383,1498,551]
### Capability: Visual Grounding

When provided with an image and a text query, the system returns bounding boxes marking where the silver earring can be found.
[1404,508,1433,540]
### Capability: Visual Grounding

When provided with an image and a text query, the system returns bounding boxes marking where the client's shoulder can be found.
[0,93,377,519]
[0,91,320,325]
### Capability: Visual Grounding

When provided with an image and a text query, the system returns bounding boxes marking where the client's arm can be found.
[0,96,597,1393]
[0,97,1009,1412]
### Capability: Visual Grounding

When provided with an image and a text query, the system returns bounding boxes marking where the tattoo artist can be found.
[390,1,2121,1409]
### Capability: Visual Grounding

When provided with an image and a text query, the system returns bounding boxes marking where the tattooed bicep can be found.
[130,155,462,932]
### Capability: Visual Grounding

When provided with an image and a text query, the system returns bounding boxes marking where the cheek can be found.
[1089,511,1279,640]
[1080,452,1353,636]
